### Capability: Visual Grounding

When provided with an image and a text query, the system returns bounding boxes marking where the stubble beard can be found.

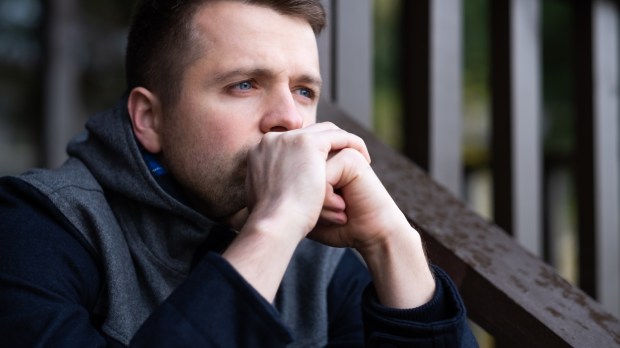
[188,150,249,220]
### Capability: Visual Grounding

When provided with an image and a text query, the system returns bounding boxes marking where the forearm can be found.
[358,225,436,309]
[222,214,301,303]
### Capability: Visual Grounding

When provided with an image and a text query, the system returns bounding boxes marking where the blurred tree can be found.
[0,0,44,172]
[79,0,133,113]
[463,0,490,170]
[0,0,134,172]
[373,0,403,150]
[542,0,574,158]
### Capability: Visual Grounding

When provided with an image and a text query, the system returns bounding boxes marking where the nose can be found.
[259,88,304,133]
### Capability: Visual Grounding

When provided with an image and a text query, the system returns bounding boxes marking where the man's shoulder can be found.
[15,159,110,228]
[18,157,102,198]
[0,173,101,259]
[0,175,57,225]
[2,159,113,258]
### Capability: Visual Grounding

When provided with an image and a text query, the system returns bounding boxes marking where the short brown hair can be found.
[125,0,326,109]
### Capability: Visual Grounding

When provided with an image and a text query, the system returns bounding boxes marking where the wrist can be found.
[358,225,425,273]
[249,198,318,239]
[358,226,436,308]
[222,213,303,302]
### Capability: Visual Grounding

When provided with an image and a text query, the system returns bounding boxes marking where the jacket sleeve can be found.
[0,178,293,347]
[326,247,478,347]
[131,253,293,346]
[0,178,108,347]
[362,265,479,347]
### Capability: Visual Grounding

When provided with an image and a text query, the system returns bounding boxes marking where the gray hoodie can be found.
[18,98,345,346]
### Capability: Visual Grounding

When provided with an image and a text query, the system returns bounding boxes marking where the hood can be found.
[66,97,233,275]
[67,97,211,226]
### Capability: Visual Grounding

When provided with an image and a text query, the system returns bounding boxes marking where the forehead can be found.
[194,1,315,38]
[190,1,320,76]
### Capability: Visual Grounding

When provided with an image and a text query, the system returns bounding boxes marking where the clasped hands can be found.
[225,122,435,308]
[245,121,404,252]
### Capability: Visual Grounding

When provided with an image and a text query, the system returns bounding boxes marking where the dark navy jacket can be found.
[0,99,478,347]
[0,177,477,347]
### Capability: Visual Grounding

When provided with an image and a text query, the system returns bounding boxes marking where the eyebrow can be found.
[212,68,323,89]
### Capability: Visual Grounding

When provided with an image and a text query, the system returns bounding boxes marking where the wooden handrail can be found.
[319,101,620,347]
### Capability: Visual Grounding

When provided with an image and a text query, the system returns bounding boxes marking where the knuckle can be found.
[321,121,340,130]
[339,148,365,162]
[353,134,366,147]
[291,132,314,147]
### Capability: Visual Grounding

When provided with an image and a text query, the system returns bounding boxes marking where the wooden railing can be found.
[320,101,620,347]
[319,2,619,344]
[399,0,620,318]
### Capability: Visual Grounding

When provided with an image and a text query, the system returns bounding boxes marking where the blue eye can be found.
[297,88,314,99]
[235,81,253,90]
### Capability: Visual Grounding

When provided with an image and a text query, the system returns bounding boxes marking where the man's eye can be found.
[232,81,253,91]
[297,88,314,99]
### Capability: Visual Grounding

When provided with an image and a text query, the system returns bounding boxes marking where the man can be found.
[0,0,477,346]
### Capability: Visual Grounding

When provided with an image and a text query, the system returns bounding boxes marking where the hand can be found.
[309,148,437,309]
[244,122,369,241]
[222,122,369,302]
[309,147,409,251]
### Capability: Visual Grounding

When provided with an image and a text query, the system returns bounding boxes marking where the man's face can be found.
[158,1,321,220]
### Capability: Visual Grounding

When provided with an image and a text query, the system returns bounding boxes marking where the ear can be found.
[127,87,163,154]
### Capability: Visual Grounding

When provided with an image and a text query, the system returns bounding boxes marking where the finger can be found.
[325,148,369,188]
[267,121,340,137]
[301,121,341,132]
[313,130,371,163]
[323,183,345,211]
[321,183,347,224]
[308,221,348,248]
[287,122,371,163]
[319,209,347,225]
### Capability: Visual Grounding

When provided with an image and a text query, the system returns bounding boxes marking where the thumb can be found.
[319,183,347,225]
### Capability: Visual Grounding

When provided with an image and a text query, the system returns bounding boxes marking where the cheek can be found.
[202,119,255,155]
[302,105,318,127]
[163,97,264,163]
[170,106,247,150]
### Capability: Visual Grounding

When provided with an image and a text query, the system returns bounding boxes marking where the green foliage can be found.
[463,0,489,98]
[373,0,403,150]
[542,0,574,157]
